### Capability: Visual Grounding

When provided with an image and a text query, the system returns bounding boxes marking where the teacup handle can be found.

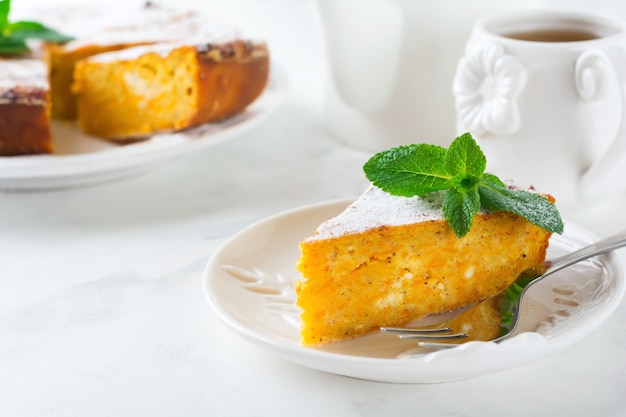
[579,47,626,201]
[316,0,403,112]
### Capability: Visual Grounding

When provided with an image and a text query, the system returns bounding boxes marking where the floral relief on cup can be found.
[453,42,527,136]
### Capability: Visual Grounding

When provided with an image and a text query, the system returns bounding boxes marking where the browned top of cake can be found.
[0,59,48,106]
[196,41,269,62]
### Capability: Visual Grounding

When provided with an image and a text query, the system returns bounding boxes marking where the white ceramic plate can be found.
[0,64,288,190]
[205,198,625,383]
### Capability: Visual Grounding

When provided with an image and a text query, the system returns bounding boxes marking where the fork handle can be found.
[540,228,626,280]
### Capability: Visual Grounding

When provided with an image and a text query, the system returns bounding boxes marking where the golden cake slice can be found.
[296,185,553,345]
[41,6,220,120]
[0,58,52,155]
[72,38,269,139]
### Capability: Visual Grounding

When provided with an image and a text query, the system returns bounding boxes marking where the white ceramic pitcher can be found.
[316,0,542,151]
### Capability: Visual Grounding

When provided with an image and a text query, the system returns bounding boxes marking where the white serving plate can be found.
[205,198,625,383]
[0,64,288,190]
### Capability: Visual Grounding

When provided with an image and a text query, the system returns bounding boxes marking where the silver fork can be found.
[381,228,626,348]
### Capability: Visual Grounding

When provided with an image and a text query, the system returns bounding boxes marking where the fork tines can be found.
[380,327,469,341]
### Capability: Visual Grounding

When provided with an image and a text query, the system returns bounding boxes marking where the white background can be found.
[1,0,626,416]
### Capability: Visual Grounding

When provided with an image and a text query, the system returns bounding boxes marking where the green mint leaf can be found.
[0,0,10,30]
[499,271,541,336]
[362,132,564,238]
[478,178,564,234]
[9,20,74,43]
[363,144,451,197]
[445,133,486,197]
[443,187,480,238]
[482,172,505,187]
[445,132,486,177]
[0,1,73,55]
[448,172,482,194]
[0,35,28,54]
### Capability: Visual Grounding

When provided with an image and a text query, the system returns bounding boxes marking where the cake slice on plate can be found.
[295,133,562,345]
[41,4,212,120]
[296,185,553,345]
[72,38,269,140]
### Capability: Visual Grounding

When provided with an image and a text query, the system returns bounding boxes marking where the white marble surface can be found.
[1,0,626,416]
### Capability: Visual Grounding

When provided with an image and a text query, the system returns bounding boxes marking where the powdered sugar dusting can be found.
[307,185,446,241]
[88,41,182,63]
[62,11,240,52]
[0,59,48,92]
[19,3,178,40]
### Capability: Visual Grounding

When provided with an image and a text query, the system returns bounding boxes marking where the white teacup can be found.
[453,8,626,209]
[315,0,543,152]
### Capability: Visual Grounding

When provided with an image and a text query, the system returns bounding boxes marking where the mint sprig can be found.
[363,132,564,238]
[0,0,73,55]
